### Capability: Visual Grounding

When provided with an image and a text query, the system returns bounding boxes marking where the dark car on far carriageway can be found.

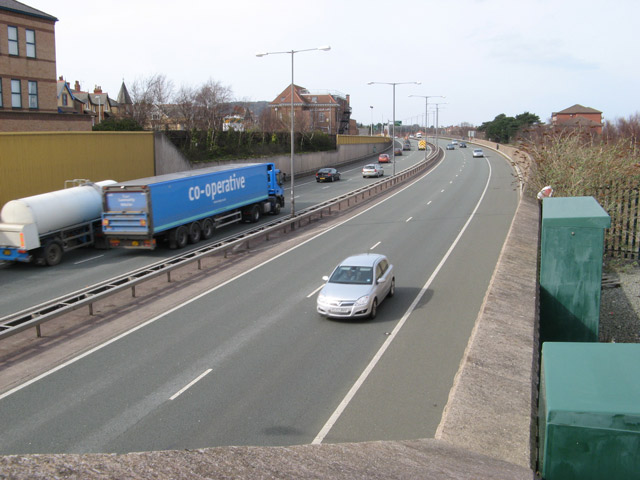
[316,168,341,182]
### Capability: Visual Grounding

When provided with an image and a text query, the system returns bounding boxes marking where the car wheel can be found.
[388,277,395,297]
[369,298,378,319]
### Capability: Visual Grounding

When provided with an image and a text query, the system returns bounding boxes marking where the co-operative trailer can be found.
[101,163,285,250]
[0,180,116,266]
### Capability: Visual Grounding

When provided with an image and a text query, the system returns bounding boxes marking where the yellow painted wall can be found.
[337,135,391,145]
[0,131,154,206]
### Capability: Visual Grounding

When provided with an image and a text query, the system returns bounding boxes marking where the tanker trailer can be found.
[0,180,115,266]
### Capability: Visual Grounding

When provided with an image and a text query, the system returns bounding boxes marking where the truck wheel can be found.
[188,222,202,244]
[249,205,261,223]
[201,218,215,239]
[43,241,63,266]
[169,226,189,249]
[272,202,281,215]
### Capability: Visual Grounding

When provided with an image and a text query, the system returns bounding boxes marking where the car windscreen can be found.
[329,266,373,285]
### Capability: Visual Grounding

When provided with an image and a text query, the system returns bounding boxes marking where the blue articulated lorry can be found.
[101,163,284,250]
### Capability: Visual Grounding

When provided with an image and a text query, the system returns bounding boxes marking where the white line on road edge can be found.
[170,369,212,400]
[311,160,493,445]
[370,241,381,250]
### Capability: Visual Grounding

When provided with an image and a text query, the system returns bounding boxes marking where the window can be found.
[11,79,21,108]
[26,29,36,58]
[28,81,38,109]
[62,93,68,106]
[8,26,18,55]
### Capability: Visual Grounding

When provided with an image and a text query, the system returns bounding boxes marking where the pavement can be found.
[0,147,540,479]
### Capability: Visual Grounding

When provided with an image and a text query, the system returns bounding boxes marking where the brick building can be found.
[551,104,603,134]
[0,0,92,131]
[267,84,356,135]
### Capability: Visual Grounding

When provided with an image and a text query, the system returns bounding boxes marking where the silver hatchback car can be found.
[317,253,395,319]
[362,164,384,178]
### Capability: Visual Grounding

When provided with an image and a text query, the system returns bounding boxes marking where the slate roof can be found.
[555,104,602,115]
[0,0,57,21]
[117,82,133,106]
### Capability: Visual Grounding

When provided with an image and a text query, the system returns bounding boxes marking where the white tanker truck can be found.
[0,180,115,266]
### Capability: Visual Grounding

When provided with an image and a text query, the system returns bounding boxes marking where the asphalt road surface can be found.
[0,141,519,454]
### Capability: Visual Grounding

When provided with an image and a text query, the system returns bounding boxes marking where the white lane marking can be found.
[170,369,212,400]
[427,201,432,205]
[312,160,493,445]
[0,155,445,402]
[74,255,105,265]
[307,284,325,298]
[406,217,413,223]
[370,241,381,250]
[441,189,445,193]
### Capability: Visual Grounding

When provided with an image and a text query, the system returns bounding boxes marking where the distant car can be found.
[452,140,458,145]
[362,164,384,178]
[317,253,395,319]
[378,153,391,163]
[459,142,467,148]
[394,147,402,156]
[472,149,484,158]
[446,143,456,150]
[316,167,341,182]
[403,142,411,151]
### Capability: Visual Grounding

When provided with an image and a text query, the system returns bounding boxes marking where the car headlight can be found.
[355,295,370,306]
[318,293,327,303]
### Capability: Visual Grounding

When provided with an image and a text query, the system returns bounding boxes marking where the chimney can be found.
[74,80,81,91]
[94,85,102,94]
[346,94,350,105]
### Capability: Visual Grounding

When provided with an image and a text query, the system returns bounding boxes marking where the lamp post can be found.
[432,103,448,147]
[370,105,374,136]
[409,94,444,157]
[256,46,331,217]
[368,81,420,175]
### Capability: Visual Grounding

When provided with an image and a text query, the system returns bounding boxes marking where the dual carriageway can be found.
[0,139,519,455]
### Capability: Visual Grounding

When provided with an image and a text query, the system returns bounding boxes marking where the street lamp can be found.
[432,103,448,147]
[409,94,444,158]
[368,81,421,175]
[256,45,331,217]
[370,105,374,136]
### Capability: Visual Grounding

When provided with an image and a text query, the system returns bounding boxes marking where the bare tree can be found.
[173,84,198,132]
[193,78,233,130]
[130,74,174,130]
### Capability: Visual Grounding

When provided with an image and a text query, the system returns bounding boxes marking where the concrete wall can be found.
[154,133,392,177]
[0,131,390,207]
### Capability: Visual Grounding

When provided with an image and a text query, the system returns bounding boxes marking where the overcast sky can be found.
[26,0,640,128]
